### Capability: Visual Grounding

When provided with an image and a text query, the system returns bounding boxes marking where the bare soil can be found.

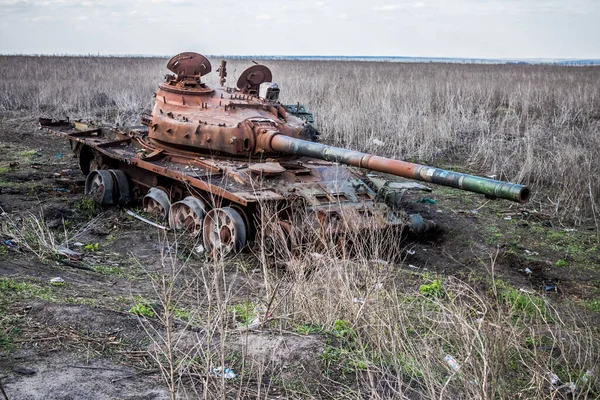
[1,117,599,399]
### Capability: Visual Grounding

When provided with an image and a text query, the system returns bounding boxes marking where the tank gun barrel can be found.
[265,134,530,203]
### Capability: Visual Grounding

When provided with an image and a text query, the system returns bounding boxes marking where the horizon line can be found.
[1,53,599,63]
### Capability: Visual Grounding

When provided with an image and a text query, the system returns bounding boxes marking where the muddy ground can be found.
[0,117,599,399]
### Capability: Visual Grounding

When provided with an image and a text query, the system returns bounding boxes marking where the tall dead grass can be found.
[134,219,600,399]
[0,56,598,223]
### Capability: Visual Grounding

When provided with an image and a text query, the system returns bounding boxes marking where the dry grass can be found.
[1,56,599,223]
[128,221,600,399]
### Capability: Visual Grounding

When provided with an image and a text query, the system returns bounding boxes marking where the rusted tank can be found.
[40,52,530,258]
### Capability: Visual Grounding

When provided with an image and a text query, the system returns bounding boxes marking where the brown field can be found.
[0,56,599,399]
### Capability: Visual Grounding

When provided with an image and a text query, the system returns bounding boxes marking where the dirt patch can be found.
[1,351,169,400]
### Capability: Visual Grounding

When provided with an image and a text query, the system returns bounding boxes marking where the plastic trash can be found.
[444,354,460,372]
[581,369,594,383]
[212,367,236,379]
[49,277,65,286]
[547,372,561,388]
[417,197,437,204]
[4,239,18,249]
[524,267,533,274]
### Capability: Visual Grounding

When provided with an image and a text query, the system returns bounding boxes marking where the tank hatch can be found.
[237,65,273,95]
[167,52,212,77]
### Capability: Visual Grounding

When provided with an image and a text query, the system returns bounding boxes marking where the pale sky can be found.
[0,0,598,59]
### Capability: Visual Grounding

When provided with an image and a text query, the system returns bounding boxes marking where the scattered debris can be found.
[211,367,236,379]
[524,267,533,274]
[408,264,418,269]
[547,372,561,388]
[58,247,83,261]
[417,197,437,204]
[563,228,576,232]
[372,138,385,147]
[73,242,84,247]
[503,216,512,220]
[444,354,460,372]
[352,297,366,304]
[194,244,205,254]
[52,187,69,193]
[126,210,169,230]
[9,161,19,168]
[54,153,63,158]
[49,277,65,286]
[519,288,536,294]
[12,367,36,376]
[407,249,416,255]
[3,239,19,250]
[524,249,539,256]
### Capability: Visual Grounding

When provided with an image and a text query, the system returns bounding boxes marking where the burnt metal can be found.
[40,51,531,258]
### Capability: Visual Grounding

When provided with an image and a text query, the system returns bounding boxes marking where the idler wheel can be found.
[108,170,131,205]
[84,170,115,206]
[168,196,207,235]
[143,187,171,220]
[203,207,247,258]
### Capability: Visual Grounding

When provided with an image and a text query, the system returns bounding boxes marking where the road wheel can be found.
[168,196,207,236]
[203,207,247,258]
[84,170,115,206]
[143,187,171,220]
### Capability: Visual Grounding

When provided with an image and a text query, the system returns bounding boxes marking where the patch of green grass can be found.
[495,280,551,320]
[294,323,323,335]
[75,197,97,217]
[16,150,38,157]
[0,166,10,173]
[419,279,444,298]
[173,307,192,321]
[84,243,99,252]
[331,319,356,340]
[129,296,155,318]
[321,345,369,375]
[555,259,570,268]
[581,299,600,313]
[228,300,256,326]
[92,264,122,276]
[65,297,98,306]
[0,278,55,302]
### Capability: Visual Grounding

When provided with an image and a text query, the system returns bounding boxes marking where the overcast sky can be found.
[0,0,598,59]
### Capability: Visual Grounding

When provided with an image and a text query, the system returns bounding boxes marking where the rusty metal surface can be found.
[39,51,532,256]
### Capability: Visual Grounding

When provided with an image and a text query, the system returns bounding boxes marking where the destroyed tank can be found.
[40,52,530,258]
